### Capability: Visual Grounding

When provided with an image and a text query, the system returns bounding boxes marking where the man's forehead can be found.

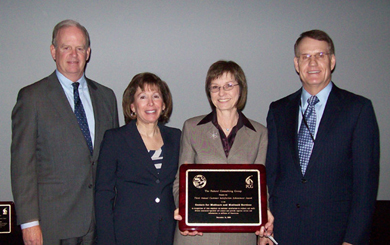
[57,27,86,41]
[297,38,329,52]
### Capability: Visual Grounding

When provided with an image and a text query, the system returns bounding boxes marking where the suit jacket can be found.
[11,71,119,243]
[266,84,379,245]
[95,120,181,245]
[173,113,268,245]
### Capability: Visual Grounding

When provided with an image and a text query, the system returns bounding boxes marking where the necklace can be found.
[218,112,238,133]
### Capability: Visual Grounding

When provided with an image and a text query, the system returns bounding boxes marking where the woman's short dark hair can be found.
[205,60,247,111]
[294,29,335,57]
[123,72,172,124]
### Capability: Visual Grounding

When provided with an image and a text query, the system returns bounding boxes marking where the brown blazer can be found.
[11,72,119,243]
[173,113,267,245]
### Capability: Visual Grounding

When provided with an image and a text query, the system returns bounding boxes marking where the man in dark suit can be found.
[11,19,119,244]
[266,30,379,244]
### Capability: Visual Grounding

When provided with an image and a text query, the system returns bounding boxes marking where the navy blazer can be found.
[266,84,379,245]
[95,120,181,245]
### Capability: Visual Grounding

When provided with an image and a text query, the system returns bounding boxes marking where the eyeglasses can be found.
[298,52,330,61]
[209,82,239,93]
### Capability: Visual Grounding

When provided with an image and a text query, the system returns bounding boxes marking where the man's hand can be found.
[256,210,275,245]
[22,225,43,245]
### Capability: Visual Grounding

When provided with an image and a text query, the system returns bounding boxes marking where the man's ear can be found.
[330,54,336,71]
[86,47,91,61]
[294,57,300,74]
[50,45,56,61]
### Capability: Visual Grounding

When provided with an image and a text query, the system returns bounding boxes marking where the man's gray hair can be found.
[51,19,90,48]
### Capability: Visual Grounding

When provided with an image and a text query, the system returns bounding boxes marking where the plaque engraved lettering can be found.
[179,164,267,232]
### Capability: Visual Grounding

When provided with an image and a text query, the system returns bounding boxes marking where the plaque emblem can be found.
[245,175,254,188]
[192,175,207,188]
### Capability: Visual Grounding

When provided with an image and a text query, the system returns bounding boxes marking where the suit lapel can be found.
[306,85,343,174]
[285,90,302,171]
[205,122,227,160]
[229,125,255,162]
[159,125,176,178]
[88,79,103,159]
[123,121,160,178]
[46,72,87,146]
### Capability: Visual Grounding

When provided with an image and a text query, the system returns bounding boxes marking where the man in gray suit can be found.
[11,19,119,244]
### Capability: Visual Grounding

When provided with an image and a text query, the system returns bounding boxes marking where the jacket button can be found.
[155,197,160,203]
[88,184,93,188]
[296,204,300,208]
[301,178,307,183]
[156,179,160,184]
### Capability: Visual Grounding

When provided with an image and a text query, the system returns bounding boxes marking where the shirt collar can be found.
[56,70,87,90]
[197,110,256,132]
[301,81,333,108]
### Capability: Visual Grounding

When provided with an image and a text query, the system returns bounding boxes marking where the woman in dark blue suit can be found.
[95,72,181,244]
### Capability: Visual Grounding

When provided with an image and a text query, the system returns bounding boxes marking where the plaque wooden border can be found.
[179,164,267,232]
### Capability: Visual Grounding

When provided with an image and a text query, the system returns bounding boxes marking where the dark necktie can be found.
[298,95,319,174]
[72,82,93,155]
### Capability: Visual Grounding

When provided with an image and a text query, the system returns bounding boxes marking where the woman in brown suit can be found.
[173,60,274,245]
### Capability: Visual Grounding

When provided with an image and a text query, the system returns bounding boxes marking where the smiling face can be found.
[294,37,336,95]
[50,26,90,82]
[210,72,240,113]
[130,85,165,126]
